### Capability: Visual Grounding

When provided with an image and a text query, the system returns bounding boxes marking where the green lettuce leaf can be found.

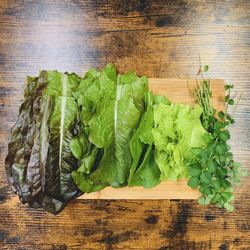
[153,103,207,180]
[71,65,149,191]
[128,92,162,188]
[129,147,160,188]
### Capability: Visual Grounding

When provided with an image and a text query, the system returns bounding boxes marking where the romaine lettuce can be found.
[71,65,149,191]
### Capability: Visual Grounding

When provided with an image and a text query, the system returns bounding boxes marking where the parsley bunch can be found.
[187,66,246,211]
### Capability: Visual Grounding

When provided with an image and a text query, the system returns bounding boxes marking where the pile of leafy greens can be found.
[5,64,245,214]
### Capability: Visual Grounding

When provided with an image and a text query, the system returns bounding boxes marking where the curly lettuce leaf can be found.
[153,103,207,180]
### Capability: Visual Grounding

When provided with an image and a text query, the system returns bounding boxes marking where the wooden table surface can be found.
[0,1,249,249]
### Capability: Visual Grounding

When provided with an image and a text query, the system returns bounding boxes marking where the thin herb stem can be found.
[232,91,243,115]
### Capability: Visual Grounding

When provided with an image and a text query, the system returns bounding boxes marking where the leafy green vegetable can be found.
[128,92,162,188]
[6,71,82,214]
[41,71,81,201]
[187,69,247,211]
[129,147,160,188]
[6,74,45,203]
[152,103,207,180]
[71,65,149,191]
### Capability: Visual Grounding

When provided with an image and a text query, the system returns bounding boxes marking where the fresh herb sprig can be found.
[187,66,246,211]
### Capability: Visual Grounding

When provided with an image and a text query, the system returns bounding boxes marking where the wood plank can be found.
[149,78,225,110]
[80,180,200,199]
[79,78,224,200]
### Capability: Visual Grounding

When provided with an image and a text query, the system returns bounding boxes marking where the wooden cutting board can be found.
[79,78,225,200]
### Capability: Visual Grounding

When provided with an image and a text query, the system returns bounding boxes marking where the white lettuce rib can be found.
[114,74,121,139]
[59,73,67,167]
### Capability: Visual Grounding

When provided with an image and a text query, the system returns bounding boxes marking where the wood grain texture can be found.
[81,179,200,200]
[0,0,249,249]
[79,78,224,200]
